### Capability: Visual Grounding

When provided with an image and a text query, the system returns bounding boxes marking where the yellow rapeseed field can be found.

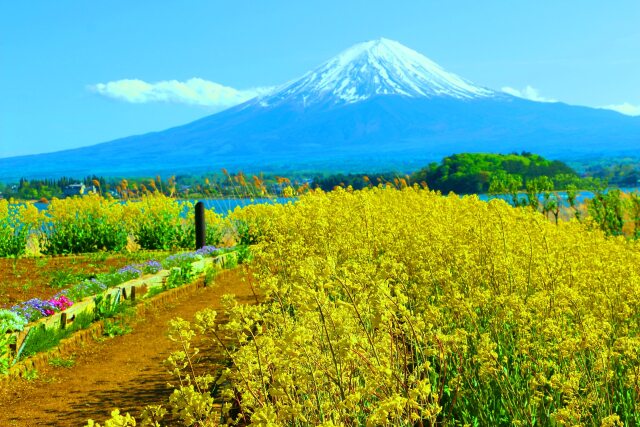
[202,186,639,426]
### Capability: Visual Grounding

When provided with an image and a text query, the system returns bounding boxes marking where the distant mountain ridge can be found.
[1,38,639,181]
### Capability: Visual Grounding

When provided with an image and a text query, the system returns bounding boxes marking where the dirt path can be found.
[0,268,256,427]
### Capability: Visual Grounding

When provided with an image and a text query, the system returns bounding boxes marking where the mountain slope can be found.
[1,38,639,180]
[263,38,495,105]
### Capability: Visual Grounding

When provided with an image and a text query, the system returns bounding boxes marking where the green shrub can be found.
[588,189,625,236]
[20,324,68,358]
[103,318,132,337]
[71,309,96,331]
[236,245,252,264]
[0,201,39,257]
[0,309,28,332]
[0,324,15,375]
[125,195,192,250]
[94,294,131,320]
[41,195,128,254]
[164,264,194,290]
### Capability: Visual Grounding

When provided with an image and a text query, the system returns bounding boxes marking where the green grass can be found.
[94,296,135,338]
[23,368,38,381]
[20,325,68,358]
[203,265,218,287]
[20,308,102,360]
[103,318,132,338]
[48,268,91,289]
[145,286,164,299]
[49,356,75,368]
[71,309,95,330]
[35,258,49,268]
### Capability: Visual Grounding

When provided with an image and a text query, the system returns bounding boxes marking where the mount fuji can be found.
[2,38,640,180]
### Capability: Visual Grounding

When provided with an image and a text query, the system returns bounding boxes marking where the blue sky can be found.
[1,0,639,158]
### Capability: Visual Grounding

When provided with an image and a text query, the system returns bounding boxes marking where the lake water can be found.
[31,197,293,215]
[192,197,292,214]
[25,188,640,215]
[477,187,639,205]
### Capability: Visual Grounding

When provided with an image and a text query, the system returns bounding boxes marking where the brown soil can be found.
[0,252,171,308]
[0,267,256,427]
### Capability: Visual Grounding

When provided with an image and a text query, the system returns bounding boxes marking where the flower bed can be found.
[1,246,239,375]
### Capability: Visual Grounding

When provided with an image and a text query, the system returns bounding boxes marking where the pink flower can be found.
[47,295,73,312]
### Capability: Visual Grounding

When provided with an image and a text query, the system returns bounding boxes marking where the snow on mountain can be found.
[261,38,495,106]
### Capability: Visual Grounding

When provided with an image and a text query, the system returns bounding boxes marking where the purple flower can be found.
[88,278,108,291]
[11,298,57,321]
[117,265,143,281]
[65,278,108,302]
[195,246,218,257]
[163,252,199,269]
[141,260,162,274]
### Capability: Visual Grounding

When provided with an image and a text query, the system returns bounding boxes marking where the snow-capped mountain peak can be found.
[262,38,494,106]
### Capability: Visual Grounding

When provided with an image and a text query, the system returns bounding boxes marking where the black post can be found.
[195,201,206,250]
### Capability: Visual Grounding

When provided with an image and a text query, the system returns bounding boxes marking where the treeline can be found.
[311,172,403,191]
[0,172,311,201]
[2,152,634,201]
[577,158,640,187]
[412,152,599,194]
[0,176,108,200]
[312,152,605,194]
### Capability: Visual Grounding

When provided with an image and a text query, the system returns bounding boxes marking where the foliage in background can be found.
[311,171,400,191]
[0,193,227,256]
[0,171,306,201]
[572,157,640,187]
[0,175,107,201]
[205,209,225,247]
[124,194,193,250]
[227,202,287,246]
[41,194,128,254]
[413,152,587,194]
[3,153,639,257]
[0,200,40,257]
[588,189,626,236]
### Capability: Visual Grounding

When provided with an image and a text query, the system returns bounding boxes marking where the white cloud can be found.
[90,78,273,108]
[501,85,640,116]
[599,102,640,116]
[501,85,557,103]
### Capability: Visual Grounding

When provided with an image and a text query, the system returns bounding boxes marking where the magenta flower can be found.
[48,295,73,312]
